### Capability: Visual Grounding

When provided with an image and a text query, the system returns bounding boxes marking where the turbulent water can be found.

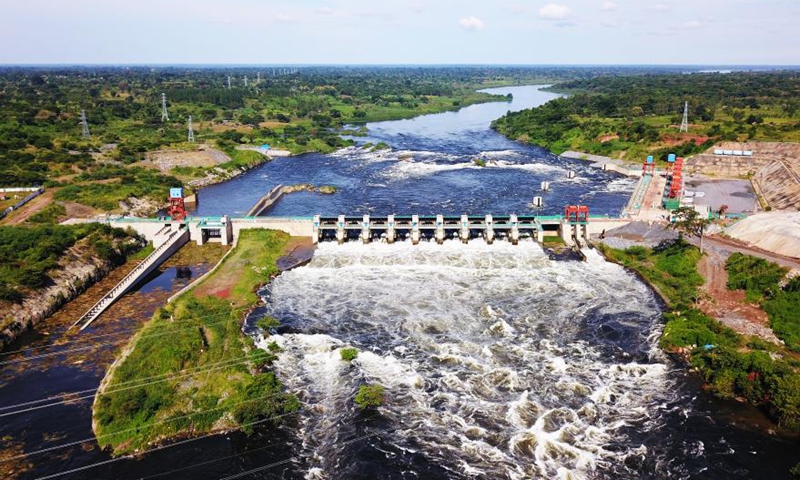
[195,86,636,217]
[259,241,678,479]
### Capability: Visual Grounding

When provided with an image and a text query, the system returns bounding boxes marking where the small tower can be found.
[187,116,195,143]
[227,76,231,89]
[244,75,248,87]
[256,72,260,84]
[161,93,169,122]
[680,101,689,133]
[168,187,188,221]
[80,110,90,139]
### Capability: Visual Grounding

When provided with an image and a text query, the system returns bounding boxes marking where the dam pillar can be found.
[435,215,445,245]
[485,214,494,245]
[411,215,420,245]
[313,215,321,244]
[361,214,371,244]
[386,214,396,244]
[510,214,520,246]
[336,214,346,244]
[536,223,544,244]
[460,215,470,244]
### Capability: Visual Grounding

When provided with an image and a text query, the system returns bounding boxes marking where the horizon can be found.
[4,0,799,65]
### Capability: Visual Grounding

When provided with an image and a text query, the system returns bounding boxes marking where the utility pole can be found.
[80,109,90,139]
[680,101,689,133]
[161,93,169,122]
[187,115,195,143]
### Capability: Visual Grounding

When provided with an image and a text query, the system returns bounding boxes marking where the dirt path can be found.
[705,235,800,270]
[0,190,55,225]
[697,246,782,344]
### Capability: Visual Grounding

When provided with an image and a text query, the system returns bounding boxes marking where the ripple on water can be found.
[258,239,680,479]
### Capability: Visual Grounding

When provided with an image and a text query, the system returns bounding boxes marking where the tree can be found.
[669,206,711,253]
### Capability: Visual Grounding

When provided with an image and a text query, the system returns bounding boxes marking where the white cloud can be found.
[459,16,486,31]
[649,3,671,12]
[683,20,703,29]
[602,2,618,11]
[505,3,526,14]
[539,4,573,20]
[275,13,296,23]
[316,7,334,15]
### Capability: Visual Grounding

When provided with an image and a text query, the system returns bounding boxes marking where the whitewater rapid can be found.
[257,240,679,479]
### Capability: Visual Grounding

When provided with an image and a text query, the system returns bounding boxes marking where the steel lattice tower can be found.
[227,76,231,89]
[187,116,195,143]
[161,93,169,122]
[680,101,689,133]
[256,72,260,84]
[244,75,248,87]
[80,110,90,139]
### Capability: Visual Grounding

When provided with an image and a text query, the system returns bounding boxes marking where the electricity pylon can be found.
[680,101,689,133]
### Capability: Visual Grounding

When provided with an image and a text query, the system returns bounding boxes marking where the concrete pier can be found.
[485,214,495,245]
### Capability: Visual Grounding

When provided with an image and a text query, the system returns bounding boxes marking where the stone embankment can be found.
[0,239,144,350]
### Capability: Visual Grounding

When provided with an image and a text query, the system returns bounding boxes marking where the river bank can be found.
[92,229,307,455]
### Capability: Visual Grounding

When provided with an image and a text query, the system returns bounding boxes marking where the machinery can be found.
[168,187,188,221]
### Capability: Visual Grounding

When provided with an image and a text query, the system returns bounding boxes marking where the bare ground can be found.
[697,247,782,344]
[0,190,55,225]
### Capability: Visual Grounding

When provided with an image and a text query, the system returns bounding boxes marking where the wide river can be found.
[4,86,799,480]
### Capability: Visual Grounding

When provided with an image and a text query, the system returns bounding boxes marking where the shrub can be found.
[726,253,788,302]
[354,384,385,410]
[340,347,359,362]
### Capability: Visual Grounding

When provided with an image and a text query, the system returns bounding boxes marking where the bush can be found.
[726,253,788,302]
[340,347,359,362]
[354,384,385,410]
[256,316,280,331]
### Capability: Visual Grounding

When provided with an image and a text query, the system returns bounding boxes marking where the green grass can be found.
[726,252,789,303]
[54,166,179,213]
[94,229,298,455]
[27,202,66,224]
[340,347,359,362]
[354,385,385,410]
[599,241,800,429]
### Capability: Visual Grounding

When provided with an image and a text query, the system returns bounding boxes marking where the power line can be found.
[138,413,381,480]
[0,316,395,414]
[0,310,274,366]
[31,408,305,480]
[217,427,395,480]
[5,389,303,466]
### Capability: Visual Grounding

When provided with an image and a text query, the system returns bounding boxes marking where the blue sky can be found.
[2,0,798,64]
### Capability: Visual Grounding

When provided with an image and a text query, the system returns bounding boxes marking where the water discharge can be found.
[260,240,679,479]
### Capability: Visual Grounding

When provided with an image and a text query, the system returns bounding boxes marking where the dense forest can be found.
[492,72,800,162]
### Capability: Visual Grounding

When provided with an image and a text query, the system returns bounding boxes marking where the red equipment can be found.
[564,205,590,224]
[168,187,187,221]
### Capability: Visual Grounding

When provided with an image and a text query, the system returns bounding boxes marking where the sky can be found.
[2,0,799,65]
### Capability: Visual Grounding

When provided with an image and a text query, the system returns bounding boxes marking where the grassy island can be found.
[599,240,800,429]
[93,229,298,455]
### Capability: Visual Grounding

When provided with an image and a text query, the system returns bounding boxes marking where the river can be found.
[2,86,798,479]
[194,86,635,217]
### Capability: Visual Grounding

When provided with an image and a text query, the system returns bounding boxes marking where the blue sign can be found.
[169,187,183,199]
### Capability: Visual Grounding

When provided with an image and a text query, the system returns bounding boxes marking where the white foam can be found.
[260,239,677,478]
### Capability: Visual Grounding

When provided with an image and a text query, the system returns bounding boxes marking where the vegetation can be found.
[94,229,298,454]
[0,224,142,304]
[724,254,800,351]
[669,206,711,253]
[725,253,789,302]
[354,384,385,410]
[340,347,359,362]
[493,72,800,161]
[599,240,800,429]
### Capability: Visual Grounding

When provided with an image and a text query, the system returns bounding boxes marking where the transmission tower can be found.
[244,75,248,87]
[80,110,90,139]
[227,76,231,89]
[680,101,689,133]
[161,93,169,122]
[187,115,195,143]
[256,72,260,84]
